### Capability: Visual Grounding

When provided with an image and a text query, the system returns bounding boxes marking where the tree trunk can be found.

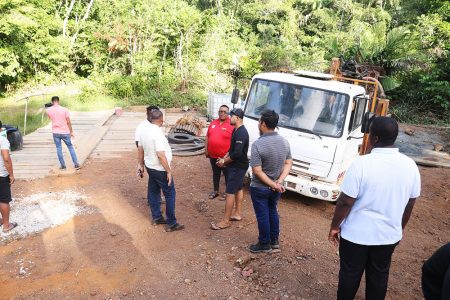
[70,0,95,47]
[158,42,168,89]
[216,0,222,16]
[63,0,77,38]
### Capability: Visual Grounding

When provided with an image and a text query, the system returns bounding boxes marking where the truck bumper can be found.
[284,174,340,202]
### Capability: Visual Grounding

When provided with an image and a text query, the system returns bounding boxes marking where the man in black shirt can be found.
[211,108,249,230]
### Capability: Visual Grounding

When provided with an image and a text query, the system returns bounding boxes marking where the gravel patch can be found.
[1,190,94,241]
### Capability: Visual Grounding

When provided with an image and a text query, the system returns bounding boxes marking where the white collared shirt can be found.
[0,135,10,177]
[138,123,172,171]
[340,148,421,245]
[135,120,151,144]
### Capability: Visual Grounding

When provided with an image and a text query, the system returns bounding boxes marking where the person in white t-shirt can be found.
[0,121,18,232]
[328,116,421,300]
[137,110,184,232]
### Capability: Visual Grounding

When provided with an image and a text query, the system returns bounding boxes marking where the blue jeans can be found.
[250,186,281,245]
[53,133,79,168]
[146,168,177,226]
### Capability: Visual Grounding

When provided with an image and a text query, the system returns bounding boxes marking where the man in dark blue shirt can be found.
[211,108,249,230]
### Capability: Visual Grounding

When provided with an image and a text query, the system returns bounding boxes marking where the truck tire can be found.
[167,133,195,144]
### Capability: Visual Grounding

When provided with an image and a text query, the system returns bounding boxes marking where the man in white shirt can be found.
[328,117,421,300]
[137,110,184,232]
[0,121,18,232]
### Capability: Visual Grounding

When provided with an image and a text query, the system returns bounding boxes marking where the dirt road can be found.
[0,153,449,299]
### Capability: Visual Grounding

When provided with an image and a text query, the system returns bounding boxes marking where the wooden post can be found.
[41,95,45,124]
[24,97,29,135]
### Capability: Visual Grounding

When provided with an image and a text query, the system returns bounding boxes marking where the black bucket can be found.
[3,125,23,151]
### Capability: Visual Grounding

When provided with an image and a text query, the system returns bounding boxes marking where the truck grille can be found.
[290,159,310,176]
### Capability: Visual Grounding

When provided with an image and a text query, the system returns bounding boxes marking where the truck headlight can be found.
[310,187,318,195]
[320,190,329,198]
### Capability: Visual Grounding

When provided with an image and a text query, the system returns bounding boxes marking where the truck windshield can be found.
[245,79,349,137]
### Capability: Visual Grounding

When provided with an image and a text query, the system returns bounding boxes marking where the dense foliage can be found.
[0,0,448,122]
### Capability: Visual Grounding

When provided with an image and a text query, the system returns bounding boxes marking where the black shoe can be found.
[59,166,67,170]
[165,223,185,232]
[151,217,167,226]
[74,165,81,170]
[271,238,280,249]
[248,242,272,253]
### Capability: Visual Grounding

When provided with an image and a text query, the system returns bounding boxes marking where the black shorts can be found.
[225,167,247,194]
[0,176,12,203]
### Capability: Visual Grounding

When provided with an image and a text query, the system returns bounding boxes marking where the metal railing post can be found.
[23,97,29,135]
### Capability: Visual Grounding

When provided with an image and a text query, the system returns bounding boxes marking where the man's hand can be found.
[269,181,285,193]
[216,158,225,168]
[167,172,172,186]
[275,180,286,193]
[205,148,209,158]
[137,165,144,178]
[70,132,75,139]
[9,175,15,185]
[328,227,340,247]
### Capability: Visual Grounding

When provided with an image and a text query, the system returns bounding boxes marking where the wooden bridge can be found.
[11,109,206,179]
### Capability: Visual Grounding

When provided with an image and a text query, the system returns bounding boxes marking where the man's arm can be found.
[402,198,416,229]
[138,146,144,171]
[252,158,293,193]
[216,152,231,167]
[328,193,356,246]
[204,135,209,157]
[1,149,14,184]
[276,158,293,184]
[252,166,278,190]
[66,117,74,137]
[156,151,172,186]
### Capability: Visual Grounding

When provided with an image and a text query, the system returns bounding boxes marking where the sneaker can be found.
[74,165,81,170]
[165,223,185,232]
[271,238,280,249]
[59,166,67,170]
[248,242,272,253]
[151,217,167,226]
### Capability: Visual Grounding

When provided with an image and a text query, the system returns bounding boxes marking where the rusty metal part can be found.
[170,114,205,136]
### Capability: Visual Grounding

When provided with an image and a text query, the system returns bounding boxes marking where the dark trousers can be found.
[250,186,281,245]
[52,133,79,168]
[146,167,176,226]
[422,243,450,300]
[338,238,398,300]
[209,158,228,191]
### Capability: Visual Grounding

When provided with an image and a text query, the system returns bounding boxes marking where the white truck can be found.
[242,59,388,201]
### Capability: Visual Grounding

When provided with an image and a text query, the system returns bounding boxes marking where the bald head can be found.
[369,116,398,147]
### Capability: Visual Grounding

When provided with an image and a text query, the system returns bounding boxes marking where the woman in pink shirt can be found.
[46,96,80,170]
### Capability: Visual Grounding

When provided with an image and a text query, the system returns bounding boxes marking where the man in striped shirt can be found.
[249,110,292,253]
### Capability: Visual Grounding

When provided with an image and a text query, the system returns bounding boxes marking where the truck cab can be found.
[242,71,370,201]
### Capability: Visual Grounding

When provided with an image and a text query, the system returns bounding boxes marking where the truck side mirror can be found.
[361,112,375,133]
[231,88,240,104]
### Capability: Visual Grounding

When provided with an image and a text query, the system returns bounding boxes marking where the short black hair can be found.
[369,116,398,147]
[260,109,279,129]
[51,96,59,102]
[219,104,229,110]
[146,105,159,113]
[150,109,163,121]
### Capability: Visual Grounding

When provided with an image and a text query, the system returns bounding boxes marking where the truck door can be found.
[341,96,368,167]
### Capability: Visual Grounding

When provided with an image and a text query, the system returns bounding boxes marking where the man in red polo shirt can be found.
[205,105,234,199]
